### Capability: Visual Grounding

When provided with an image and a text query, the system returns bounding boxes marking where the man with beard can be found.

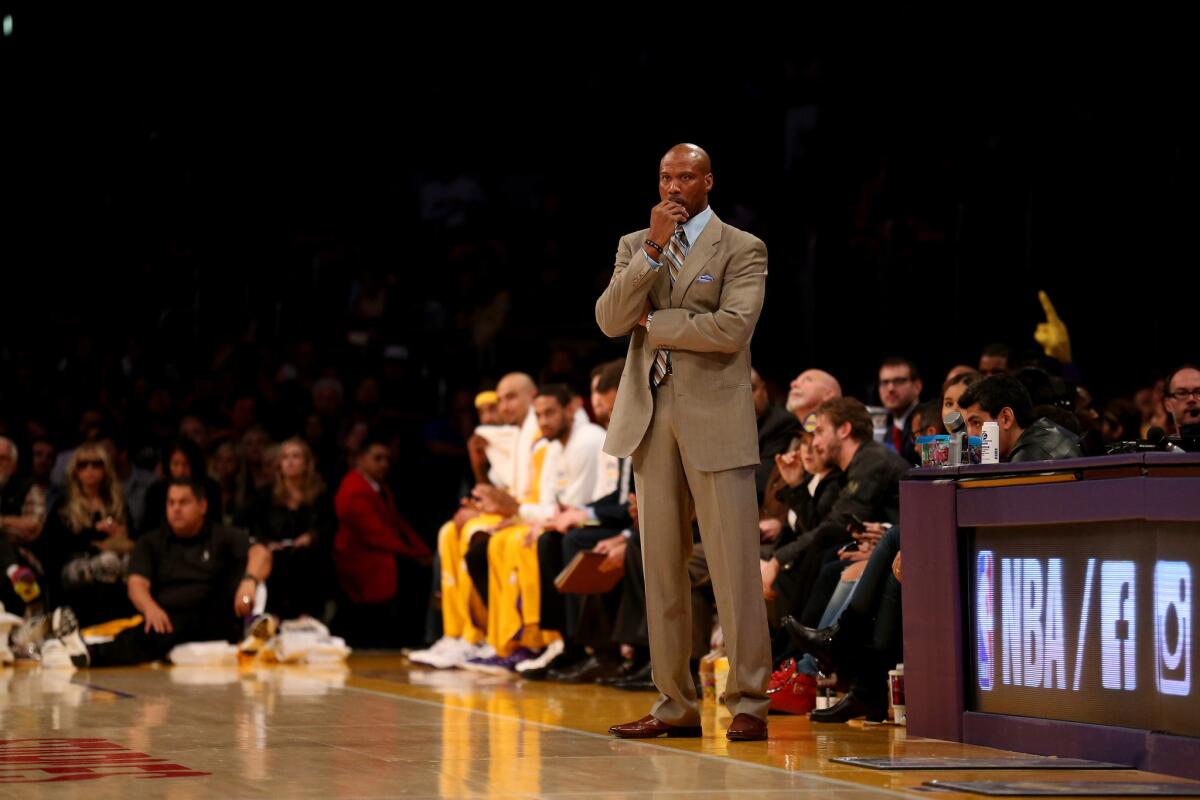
[767,398,910,625]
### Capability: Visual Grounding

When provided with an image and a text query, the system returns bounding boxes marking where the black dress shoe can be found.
[597,659,648,686]
[539,653,585,680]
[611,661,656,691]
[548,655,617,684]
[808,689,886,723]
[780,616,838,674]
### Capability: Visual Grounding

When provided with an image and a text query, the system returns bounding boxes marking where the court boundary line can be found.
[342,682,916,799]
[68,678,138,699]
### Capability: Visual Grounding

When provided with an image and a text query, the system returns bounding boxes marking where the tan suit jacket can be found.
[595,211,768,471]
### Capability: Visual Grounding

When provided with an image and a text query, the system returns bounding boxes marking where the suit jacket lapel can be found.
[671,212,722,306]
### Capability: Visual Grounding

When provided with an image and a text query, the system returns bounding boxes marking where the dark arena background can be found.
[2,11,1200,798]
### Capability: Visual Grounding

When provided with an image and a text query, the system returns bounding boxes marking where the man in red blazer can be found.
[333,438,432,647]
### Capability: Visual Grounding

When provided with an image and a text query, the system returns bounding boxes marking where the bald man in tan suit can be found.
[597,144,771,742]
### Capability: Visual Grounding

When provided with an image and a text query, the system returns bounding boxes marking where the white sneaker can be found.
[461,646,537,675]
[515,638,564,673]
[39,639,75,670]
[408,636,466,667]
[448,642,496,670]
[410,639,488,669]
[451,641,494,668]
[50,606,74,637]
[429,638,492,669]
[50,607,90,668]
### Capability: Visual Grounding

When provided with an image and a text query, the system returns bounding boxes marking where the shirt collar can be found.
[681,205,714,246]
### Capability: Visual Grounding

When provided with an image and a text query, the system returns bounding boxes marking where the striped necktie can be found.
[650,225,689,387]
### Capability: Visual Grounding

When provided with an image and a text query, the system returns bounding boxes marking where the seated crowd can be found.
[2,338,1198,724]
[0,409,437,666]
[403,348,1199,723]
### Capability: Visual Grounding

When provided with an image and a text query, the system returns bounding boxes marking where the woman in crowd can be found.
[37,443,135,625]
[942,370,982,417]
[239,438,335,621]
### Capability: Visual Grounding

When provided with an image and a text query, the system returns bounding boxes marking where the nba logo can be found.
[1155,561,1191,697]
[977,551,995,691]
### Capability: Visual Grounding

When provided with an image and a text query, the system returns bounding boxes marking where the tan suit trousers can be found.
[632,378,771,725]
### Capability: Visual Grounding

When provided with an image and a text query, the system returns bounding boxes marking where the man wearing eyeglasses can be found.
[877,358,923,465]
[1164,365,1200,433]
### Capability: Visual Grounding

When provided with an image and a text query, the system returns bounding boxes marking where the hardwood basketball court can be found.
[0,654,1188,797]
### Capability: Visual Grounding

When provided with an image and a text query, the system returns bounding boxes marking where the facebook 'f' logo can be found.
[1155,561,1191,697]
[1101,561,1137,691]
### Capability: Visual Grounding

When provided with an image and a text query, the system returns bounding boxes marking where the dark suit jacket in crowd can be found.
[885,407,921,466]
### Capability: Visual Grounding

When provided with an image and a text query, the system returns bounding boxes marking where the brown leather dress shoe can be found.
[608,714,703,739]
[725,713,768,741]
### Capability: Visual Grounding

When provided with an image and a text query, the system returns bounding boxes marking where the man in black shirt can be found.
[74,479,272,667]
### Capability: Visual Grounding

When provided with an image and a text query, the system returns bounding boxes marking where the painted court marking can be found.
[343,682,916,799]
[0,738,209,784]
